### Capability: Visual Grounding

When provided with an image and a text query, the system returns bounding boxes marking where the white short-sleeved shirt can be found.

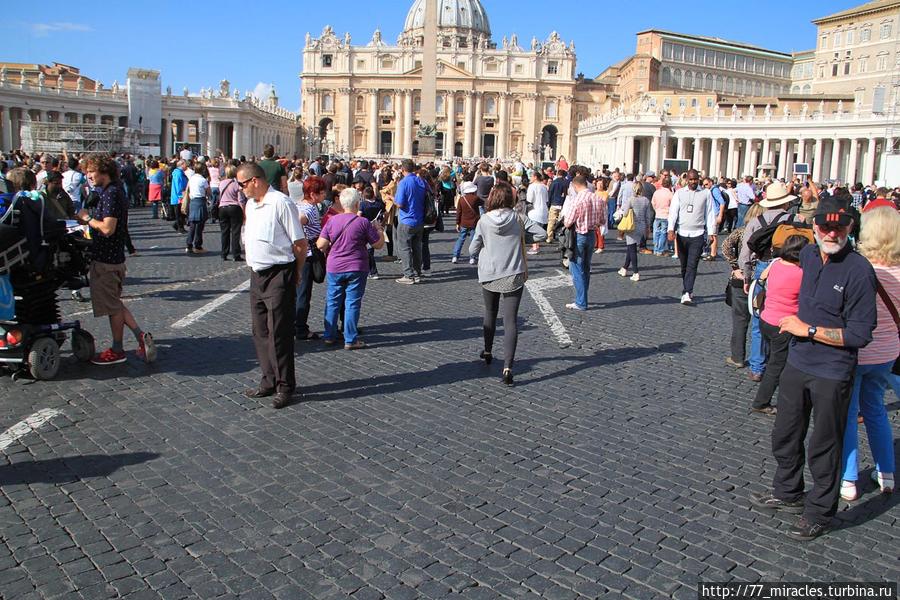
[187,173,209,199]
[62,169,85,204]
[244,187,306,272]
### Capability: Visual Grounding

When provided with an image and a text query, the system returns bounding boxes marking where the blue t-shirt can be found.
[395,174,426,227]
[170,168,187,205]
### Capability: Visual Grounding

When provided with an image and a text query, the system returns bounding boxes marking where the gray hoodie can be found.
[469,208,526,284]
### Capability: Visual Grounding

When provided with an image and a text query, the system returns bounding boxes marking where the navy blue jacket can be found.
[548,177,568,207]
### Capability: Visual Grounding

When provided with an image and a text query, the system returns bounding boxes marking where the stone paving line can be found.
[0,211,897,599]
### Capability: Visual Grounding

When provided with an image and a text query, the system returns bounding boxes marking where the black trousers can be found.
[676,234,705,294]
[219,205,243,259]
[729,282,750,363]
[482,287,523,370]
[250,262,297,394]
[753,320,792,409]
[294,260,314,337]
[771,363,852,525]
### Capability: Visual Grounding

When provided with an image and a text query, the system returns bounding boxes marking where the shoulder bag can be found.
[617,207,636,233]
[314,215,359,283]
[875,280,900,375]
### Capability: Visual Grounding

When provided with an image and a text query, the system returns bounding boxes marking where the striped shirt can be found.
[564,189,605,234]
[298,201,321,257]
[860,263,900,366]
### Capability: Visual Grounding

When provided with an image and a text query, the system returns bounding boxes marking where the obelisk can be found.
[416,0,438,158]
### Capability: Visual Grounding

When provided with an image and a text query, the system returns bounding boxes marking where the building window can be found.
[834,31,842,47]
[514,64,523,74]
[661,67,672,86]
[803,84,811,93]
[705,73,714,89]
[844,61,851,75]
[696,48,705,65]
[685,71,694,88]
[415,60,422,69]
[832,63,839,76]
[707,98,714,108]
[356,60,366,70]
[726,77,734,93]
[547,61,559,75]
[818,65,825,78]
[545,100,558,119]
[455,97,464,114]
[356,96,364,111]
[685,47,694,63]
[881,23,892,39]
[846,30,854,45]
[673,44,683,61]
[820,34,828,48]
[873,85,886,113]
[716,52,726,68]
[691,98,698,107]
[735,55,744,71]
[877,53,888,70]
[861,28,871,42]
[382,58,394,69]
[436,95,444,114]
[513,99,521,117]
[486,61,498,73]
[322,54,333,68]
[706,51,715,66]
[674,68,682,87]
[485,96,497,115]
[381,95,392,112]
[413,96,421,113]
[859,57,868,73]
[457,61,466,70]
[663,42,673,60]
[322,93,334,112]
[679,98,687,108]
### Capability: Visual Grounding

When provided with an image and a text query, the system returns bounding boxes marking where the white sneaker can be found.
[469,257,476,265]
[840,480,858,502]
[617,267,627,277]
[680,293,692,305]
[451,256,458,264]
[594,248,603,254]
[630,273,640,282]
[871,470,895,493]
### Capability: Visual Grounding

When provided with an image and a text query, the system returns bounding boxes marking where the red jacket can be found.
[456,193,482,229]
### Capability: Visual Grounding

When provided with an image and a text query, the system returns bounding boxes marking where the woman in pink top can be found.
[751,235,809,415]
[840,206,899,500]
[650,180,673,255]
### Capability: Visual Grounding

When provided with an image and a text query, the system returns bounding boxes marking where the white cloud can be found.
[31,22,93,37]
[251,82,273,100]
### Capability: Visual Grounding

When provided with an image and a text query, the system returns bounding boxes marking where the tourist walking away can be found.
[394,159,426,284]
[839,203,899,501]
[526,171,549,254]
[618,181,652,282]
[453,181,482,263]
[170,159,188,233]
[146,159,164,219]
[317,188,384,349]
[184,163,210,253]
[651,177,673,255]
[258,144,288,193]
[564,175,605,310]
[75,154,156,366]
[546,169,568,242]
[295,176,326,340]
[667,169,716,305]
[751,195,877,541]
[239,162,308,409]
[469,184,528,386]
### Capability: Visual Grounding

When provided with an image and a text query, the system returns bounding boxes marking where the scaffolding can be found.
[21,122,142,154]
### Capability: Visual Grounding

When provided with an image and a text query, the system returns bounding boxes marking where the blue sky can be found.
[2,0,855,112]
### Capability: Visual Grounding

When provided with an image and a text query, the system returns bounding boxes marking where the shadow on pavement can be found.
[0,452,160,486]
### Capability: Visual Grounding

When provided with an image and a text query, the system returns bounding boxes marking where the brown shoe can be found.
[344,340,367,350]
[751,405,777,416]
[244,388,274,399]
[272,390,293,409]
[748,372,763,382]
[725,357,745,369]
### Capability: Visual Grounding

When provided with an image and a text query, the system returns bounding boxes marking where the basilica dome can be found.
[402,0,491,38]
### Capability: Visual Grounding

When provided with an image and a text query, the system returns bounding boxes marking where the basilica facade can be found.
[300,0,578,162]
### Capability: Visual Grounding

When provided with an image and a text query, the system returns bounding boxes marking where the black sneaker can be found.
[749,492,804,513]
[787,517,830,541]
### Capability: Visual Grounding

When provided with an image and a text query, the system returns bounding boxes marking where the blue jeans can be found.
[749,260,770,375]
[569,232,593,309]
[607,198,618,230]
[652,218,668,254]
[737,203,750,228]
[453,227,478,259]
[323,271,367,344]
[842,361,896,482]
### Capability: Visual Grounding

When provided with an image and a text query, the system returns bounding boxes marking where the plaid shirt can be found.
[565,189,605,234]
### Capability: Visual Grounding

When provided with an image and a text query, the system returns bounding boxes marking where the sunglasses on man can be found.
[237,176,256,189]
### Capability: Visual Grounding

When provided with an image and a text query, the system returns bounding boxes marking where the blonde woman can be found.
[840,205,899,500]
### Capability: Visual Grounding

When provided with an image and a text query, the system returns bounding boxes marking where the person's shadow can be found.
[0,452,159,486]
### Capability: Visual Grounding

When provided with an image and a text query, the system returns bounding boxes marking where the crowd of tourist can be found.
[1,142,898,540]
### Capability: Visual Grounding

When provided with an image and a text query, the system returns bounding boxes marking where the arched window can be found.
[513,99,522,117]
[413,96,421,113]
[356,95,364,112]
[485,96,496,115]
[802,84,811,94]
[436,95,444,114]
[685,71,694,89]
[661,67,672,86]
[381,95,393,112]
[754,81,762,96]
[322,93,334,112]
[726,77,734,93]
[673,68,682,87]
[455,96,465,114]
[791,85,799,94]
[545,100,558,119]
[705,73,714,90]
[715,75,724,92]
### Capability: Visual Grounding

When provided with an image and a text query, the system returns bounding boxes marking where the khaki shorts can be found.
[90,261,126,317]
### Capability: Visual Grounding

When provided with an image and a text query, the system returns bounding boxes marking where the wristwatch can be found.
[807,325,817,340]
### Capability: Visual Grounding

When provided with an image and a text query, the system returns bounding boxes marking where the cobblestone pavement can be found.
[1,212,897,599]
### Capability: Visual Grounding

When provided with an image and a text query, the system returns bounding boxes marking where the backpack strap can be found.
[876,280,900,328]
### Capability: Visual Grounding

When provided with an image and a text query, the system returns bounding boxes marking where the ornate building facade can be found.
[0,62,300,157]
[300,0,578,162]
[576,0,900,183]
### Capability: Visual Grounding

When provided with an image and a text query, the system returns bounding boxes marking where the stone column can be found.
[829,138,842,181]
[462,92,473,158]
[709,138,720,178]
[624,136,635,172]
[1,107,12,151]
[743,139,754,177]
[777,138,790,179]
[339,88,353,153]
[524,93,538,161]
[368,90,379,156]
[472,92,483,157]
[394,91,404,156]
[862,138,876,184]
[692,138,701,172]
[676,137,687,160]
[232,123,241,157]
[497,92,509,159]
[726,138,736,177]
[847,138,859,184]
[648,135,660,173]
[202,118,214,156]
[812,138,824,182]
[445,92,455,158]
[760,138,771,171]
[403,91,413,156]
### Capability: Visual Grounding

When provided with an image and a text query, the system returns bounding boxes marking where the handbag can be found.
[617,208,636,233]
[875,280,900,375]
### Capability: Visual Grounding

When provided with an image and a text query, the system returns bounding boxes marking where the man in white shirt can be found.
[735,176,756,225]
[238,163,308,409]
[62,157,88,211]
[666,169,717,305]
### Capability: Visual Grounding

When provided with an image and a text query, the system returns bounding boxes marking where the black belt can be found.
[254,261,295,276]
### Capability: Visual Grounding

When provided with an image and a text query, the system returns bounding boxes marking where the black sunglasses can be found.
[237,176,255,188]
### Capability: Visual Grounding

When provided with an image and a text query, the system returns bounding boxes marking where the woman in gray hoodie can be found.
[470,183,528,386]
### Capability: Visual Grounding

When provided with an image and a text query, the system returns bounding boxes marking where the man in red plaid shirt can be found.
[563,175,606,310]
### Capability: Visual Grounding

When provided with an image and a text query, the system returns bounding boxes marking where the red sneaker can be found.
[136,332,157,363]
[90,348,127,365]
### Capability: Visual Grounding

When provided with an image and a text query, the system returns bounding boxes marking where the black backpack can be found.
[422,188,438,227]
[745,211,802,261]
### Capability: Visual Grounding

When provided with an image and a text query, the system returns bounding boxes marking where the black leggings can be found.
[482,286,523,370]
[623,243,638,272]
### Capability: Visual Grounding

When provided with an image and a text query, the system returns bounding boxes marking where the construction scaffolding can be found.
[21,121,143,155]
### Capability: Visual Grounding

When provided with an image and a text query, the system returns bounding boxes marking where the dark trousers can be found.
[729,282,750,363]
[186,220,205,250]
[676,234,705,294]
[422,229,432,270]
[771,363,852,524]
[219,205,243,259]
[294,260,314,337]
[385,223,395,256]
[172,204,185,231]
[482,287,523,370]
[753,320,792,409]
[623,243,638,272]
[250,262,297,394]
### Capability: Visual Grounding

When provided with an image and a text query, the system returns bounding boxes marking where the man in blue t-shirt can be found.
[394,159,426,284]
[170,160,188,233]
[702,177,727,260]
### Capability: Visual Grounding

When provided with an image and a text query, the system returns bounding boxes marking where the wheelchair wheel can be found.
[72,329,95,362]
[27,337,61,380]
